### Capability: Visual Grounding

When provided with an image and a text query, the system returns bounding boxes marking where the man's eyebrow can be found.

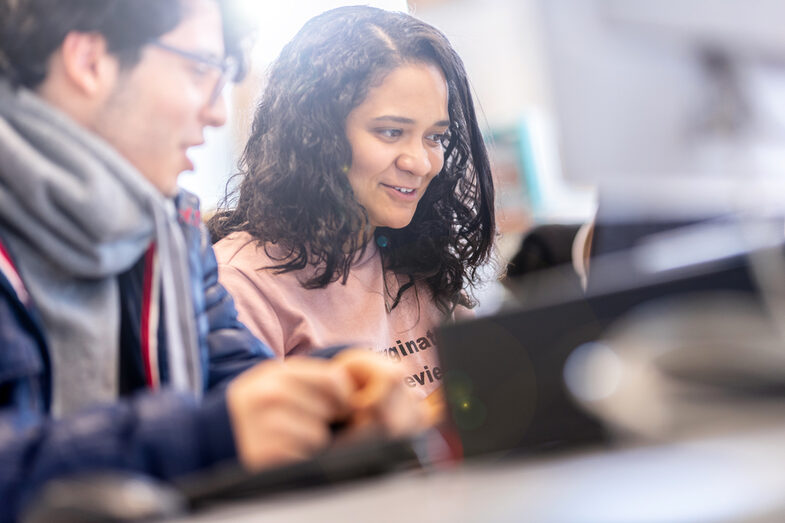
[189,46,223,62]
[202,51,224,62]
[372,116,450,127]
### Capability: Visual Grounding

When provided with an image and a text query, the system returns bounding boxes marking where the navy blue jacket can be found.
[0,191,274,521]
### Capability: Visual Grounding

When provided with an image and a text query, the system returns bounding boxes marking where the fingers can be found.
[422,387,446,426]
[244,357,354,416]
[226,351,431,472]
[226,358,352,470]
[243,406,333,467]
[278,357,355,420]
[332,349,402,411]
[375,380,428,438]
[332,349,429,438]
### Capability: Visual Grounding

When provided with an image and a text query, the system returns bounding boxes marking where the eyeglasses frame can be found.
[150,40,239,106]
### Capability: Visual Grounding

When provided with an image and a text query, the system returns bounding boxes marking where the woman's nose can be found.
[395,143,433,177]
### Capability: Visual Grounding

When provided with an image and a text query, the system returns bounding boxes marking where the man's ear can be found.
[59,31,118,96]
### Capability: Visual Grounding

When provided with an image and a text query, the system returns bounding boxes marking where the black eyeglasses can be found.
[150,40,239,106]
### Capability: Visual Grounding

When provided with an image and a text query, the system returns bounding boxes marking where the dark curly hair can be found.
[209,6,495,313]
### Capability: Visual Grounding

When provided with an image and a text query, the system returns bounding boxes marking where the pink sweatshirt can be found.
[214,232,458,397]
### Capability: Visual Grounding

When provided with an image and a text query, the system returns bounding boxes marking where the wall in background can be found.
[410,0,595,231]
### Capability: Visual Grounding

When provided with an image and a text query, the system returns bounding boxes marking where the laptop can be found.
[435,233,762,459]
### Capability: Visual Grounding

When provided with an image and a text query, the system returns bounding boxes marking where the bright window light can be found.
[238,1,410,64]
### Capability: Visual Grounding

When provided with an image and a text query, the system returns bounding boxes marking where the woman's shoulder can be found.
[214,233,308,294]
[213,231,275,267]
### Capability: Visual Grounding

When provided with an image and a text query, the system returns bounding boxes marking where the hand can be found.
[226,357,353,470]
[331,349,428,439]
[422,387,446,427]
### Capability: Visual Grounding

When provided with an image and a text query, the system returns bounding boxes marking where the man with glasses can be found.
[151,39,239,107]
[0,0,424,520]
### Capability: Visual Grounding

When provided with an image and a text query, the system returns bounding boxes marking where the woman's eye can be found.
[427,132,448,146]
[377,129,403,139]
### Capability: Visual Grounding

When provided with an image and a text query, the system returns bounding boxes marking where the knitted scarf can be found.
[0,80,201,416]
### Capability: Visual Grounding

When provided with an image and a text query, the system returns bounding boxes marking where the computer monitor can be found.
[537,0,785,222]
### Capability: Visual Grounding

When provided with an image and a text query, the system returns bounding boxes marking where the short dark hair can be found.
[209,6,496,312]
[0,0,248,88]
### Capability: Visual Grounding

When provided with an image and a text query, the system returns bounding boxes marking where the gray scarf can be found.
[0,80,202,416]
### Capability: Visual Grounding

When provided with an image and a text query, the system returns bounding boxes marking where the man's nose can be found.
[202,91,228,128]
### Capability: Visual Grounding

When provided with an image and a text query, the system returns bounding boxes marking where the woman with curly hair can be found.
[210,6,495,398]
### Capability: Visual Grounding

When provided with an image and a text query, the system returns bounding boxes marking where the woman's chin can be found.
[378,221,413,231]
[372,214,417,231]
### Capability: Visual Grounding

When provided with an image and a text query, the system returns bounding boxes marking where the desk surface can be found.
[176,423,785,522]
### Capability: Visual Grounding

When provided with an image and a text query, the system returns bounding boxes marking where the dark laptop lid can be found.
[436,238,760,459]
